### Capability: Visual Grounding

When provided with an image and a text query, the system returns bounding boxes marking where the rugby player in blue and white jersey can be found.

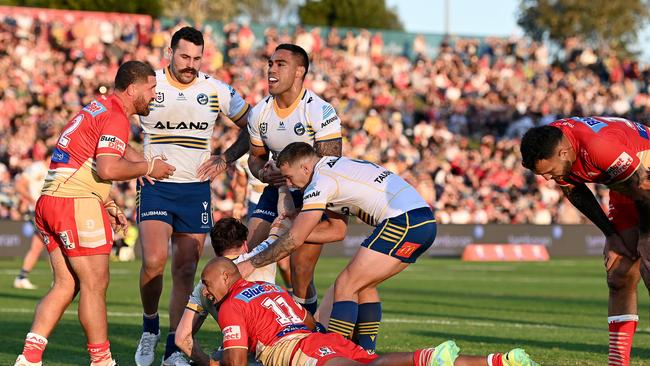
[135,27,251,366]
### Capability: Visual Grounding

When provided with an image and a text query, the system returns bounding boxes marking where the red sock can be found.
[88,340,112,365]
[488,353,503,366]
[413,348,434,366]
[22,332,47,363]
[608,315,638,366]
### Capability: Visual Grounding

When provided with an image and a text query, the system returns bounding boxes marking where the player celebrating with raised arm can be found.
[14,61,175,366]
[238,142,432,353]
[247,43,347,317]
[135,26,252,366]
[203,258,539,366]
[520,116,650,366]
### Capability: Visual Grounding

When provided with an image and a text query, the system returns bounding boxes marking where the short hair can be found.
[276,142,320,167]
[275,43,309,77]
[114,61,155,91]
[210,218,248,257]
[520,125,564,170]
[171,26,204,50]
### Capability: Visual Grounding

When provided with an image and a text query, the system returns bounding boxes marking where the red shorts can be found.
[608,191,639,232]
[292,333,378,366]
[35,195,113,256]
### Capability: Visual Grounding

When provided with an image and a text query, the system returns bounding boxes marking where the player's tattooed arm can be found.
[250,231,299,268]
[314,138,342,157]
[561,183,616,236]
[223,128,251,164]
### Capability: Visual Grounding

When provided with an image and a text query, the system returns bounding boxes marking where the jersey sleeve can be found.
[301,176,335,212]
[310,102,342,143]
[247,104,265,149]
[586,136,640,184]
[95,108,128,158]
[217,300,249,350]
[185,282,209,318]
[215,80,250,124]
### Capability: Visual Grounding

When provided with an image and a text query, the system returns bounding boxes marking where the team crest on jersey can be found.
[318,347,335,356]
[294,122,305,136]
[260,122,268,136]
[155,92,164,103]
[196,93,208,105]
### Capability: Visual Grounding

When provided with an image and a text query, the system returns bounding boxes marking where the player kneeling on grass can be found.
[175,188,295,365]
[202,257,540,366]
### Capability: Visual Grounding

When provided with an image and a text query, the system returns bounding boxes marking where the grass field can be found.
[1,257,650,366]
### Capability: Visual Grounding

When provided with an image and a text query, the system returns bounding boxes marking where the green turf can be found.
[1,257,649,365]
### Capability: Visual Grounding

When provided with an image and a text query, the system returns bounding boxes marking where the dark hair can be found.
[171,26,204,50]
[520,125,564,170]
[276,142,319,167]
[114,61,155,91]
[210,218,248,256]
[275,43,309,77]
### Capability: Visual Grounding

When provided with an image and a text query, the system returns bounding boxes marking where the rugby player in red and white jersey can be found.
[521,116,650,366]
[14,61,175,366]
[199,258,538,366]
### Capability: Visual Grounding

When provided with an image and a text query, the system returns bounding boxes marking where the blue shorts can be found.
[362,207,436,263]
[137,181,213,233]
[250,186,304,223]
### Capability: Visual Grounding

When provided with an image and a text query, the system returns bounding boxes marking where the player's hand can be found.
[259,162,285,186]
[270,214,293,237]
[147,155,176,180]
[604,233,637,271]
[104,200,127,235]
[198,155,229,181]
[237,260,255,278]
[137,175,156,186]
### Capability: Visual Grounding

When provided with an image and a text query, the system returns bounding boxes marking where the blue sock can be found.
[328,301,358,339]
[164,332,178,359]
[304,299,318,315]
[356,302,382,352]
[142,313,159,334]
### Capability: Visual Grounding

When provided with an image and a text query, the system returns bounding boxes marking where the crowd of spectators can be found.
[2,7,648,225]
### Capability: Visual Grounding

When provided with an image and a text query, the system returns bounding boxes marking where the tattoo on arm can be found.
[224,128,250,164]
[562,184,616,236]
[315,138,342,157]
[250,232,299,268]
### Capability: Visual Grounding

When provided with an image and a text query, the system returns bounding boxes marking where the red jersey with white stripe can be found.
[217,279,309,356]
[550,117,650,187]
[41,95,129,202]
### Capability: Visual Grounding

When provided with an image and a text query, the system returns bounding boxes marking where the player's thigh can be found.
[295,333,377,366]
[323,358,365,366]
[68,253,110,290]
[139,220,173,265]
[171,232,206,265]
[49,246,78,289]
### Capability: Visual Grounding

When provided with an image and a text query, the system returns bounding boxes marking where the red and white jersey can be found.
[551,117,650,187]
[217,279,309,358]
[41,95,129,202]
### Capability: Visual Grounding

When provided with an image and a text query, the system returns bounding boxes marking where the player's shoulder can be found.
[304,89,335,118]
[200,73,237,95]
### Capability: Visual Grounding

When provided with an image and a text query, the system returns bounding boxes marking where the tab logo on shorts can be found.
[222,325,241,341]
[98,135,126,154]
[606,152,633,180]
[58,230,75,250]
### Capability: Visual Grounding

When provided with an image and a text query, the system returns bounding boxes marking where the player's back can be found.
[42,95,128,202]
[304,157,428,226]
[218,279,309,356]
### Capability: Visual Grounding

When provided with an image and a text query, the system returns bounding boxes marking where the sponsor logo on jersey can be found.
[318,347,335,357]
[606,152,634,180]
[294,122,305,136]
[222,325,241,341]
[196,93,208,105]
[58,230,75,250]
[98,135,126,154]
[303,190,320,200]
[260,122,268,136]
[51,147,70,163]
[177,92,187,101]
[155,92,164,103]
[373,170,393,184]
[322,105,335,120]
[574,116,607,133]
[202,201,209,210]
[228,85,236,97]
[153,121,209,130]
[82,100,107,117]
[253,209,275,217]
[321,116,338,128]
[278,121,286,130]
[235,283,283,302]
[141,210,168,217]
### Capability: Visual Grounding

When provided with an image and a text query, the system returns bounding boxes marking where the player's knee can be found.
[172,259,198,281]
[607,262,640,292]
[142,253,167,274]
[334,270,361,296]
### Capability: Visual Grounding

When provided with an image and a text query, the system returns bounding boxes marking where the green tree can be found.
[299,0,403,30]
[163,0,240,24]
[9,0,162,16]
[517,0,650,56]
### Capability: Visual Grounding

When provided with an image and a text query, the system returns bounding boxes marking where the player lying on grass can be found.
[201,257,540,366]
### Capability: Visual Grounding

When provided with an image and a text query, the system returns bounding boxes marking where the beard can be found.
[135,95,151,116]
